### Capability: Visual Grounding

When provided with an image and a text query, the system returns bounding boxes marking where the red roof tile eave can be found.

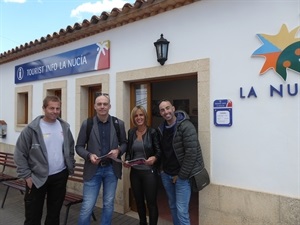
[0,0,197,65]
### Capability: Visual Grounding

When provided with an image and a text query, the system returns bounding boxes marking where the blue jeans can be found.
[160,172,191,225]
[78,165,118,225]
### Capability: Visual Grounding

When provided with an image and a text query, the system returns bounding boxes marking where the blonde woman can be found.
[124,105,161,225]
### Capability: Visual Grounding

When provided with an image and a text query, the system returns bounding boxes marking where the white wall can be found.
[0,0,299,198]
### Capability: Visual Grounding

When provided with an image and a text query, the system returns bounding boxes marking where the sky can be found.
[0,0,135,53]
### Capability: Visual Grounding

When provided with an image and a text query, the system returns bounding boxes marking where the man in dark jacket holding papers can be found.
[76,93,127,225]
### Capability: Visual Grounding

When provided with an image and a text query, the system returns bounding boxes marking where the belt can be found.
[98,160,111,167]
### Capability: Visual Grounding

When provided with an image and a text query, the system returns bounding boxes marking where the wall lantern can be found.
[154,34,170,65]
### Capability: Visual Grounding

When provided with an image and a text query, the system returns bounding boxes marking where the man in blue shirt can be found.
[76,93,127,225]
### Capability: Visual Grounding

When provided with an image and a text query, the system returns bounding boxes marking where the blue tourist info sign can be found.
[213,99,233,127]
[15,40,110,84]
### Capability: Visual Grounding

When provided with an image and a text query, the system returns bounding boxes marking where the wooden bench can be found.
[1,179,25,208]
[0,151,26,209]
[0,151,19,182]
[1,160,96,225]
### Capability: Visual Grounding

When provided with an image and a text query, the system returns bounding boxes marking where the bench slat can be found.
[2,179,26,191]
[0,152,18,182]
[0,173,19,182]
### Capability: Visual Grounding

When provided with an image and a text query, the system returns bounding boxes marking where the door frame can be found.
[116,59,211,222]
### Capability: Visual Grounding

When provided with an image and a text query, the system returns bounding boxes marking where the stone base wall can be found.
[199,184,300,225]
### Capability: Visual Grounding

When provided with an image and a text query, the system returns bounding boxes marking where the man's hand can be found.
[172,175,178,184]
[109,149,120,159]
[89,154,100,164]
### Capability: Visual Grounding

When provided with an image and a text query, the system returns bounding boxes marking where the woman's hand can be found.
[123,161,131,168]
[145,156,156,166]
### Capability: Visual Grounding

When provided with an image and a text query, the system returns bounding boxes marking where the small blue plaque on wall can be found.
[213,99,233,127]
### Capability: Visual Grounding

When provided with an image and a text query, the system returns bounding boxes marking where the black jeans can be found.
[130,168,158,225]
[24,169,69,225]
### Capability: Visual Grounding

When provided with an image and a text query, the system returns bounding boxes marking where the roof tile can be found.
[0,0,197,64]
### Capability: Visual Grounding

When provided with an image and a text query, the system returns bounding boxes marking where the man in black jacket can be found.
[157,99,204,225]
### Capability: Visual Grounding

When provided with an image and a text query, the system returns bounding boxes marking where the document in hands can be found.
[97,152,123,163]
[125,158,146,166]
[97,152,113,160]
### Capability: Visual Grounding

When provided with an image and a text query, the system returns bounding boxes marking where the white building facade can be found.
[0,0,299,224]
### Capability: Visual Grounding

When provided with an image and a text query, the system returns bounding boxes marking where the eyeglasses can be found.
[98,93,109,97]
[96,93,110,99]
[95,93,110,103]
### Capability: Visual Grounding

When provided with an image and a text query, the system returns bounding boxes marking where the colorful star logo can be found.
[252,24,300,81]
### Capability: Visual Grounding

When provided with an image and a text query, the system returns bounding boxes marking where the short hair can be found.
[130,105,148,126]
[94,93,110,103]
[43,95,61,108]
[158,99,173,108]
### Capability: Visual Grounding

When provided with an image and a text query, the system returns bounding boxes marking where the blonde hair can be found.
[130,105,148,126]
